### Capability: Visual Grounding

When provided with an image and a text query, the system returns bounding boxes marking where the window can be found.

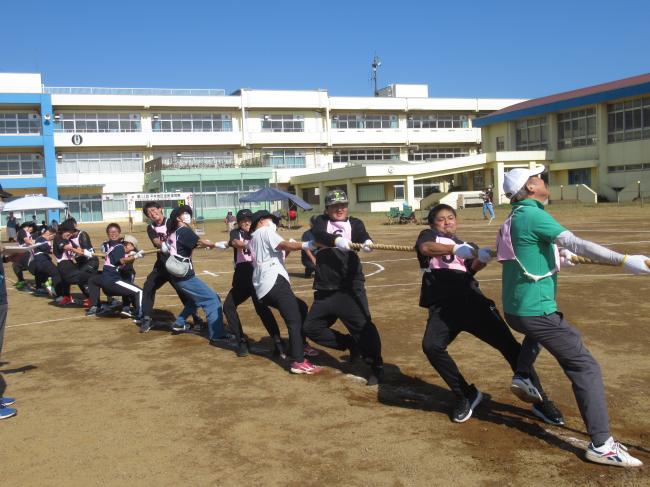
[407,113,469,129]
[264,149,306,168]
[57,152,143,173]
[357,184,386,202]
[567,168,591,185]
[332,113,398,129]
[408,146,469,161]
[333,148,399,163]
[607,163,650,173]
[54,113,141,132]
[496,136,505,151]
[152,113,232,132]
[414,179,440,198]
[261,114,304,132]
[394,184,405,200]
[515,117,548,150]
[607,97,650,143]
[0,112,41,134]
[0,153,44,175]
[557,108,597,149]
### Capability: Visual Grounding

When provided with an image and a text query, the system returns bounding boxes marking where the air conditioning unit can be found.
[56,153,63,160]
[54,114,61,120]
[152,114,160,120]
[263,115,270,121]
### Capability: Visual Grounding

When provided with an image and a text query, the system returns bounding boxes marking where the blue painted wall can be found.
[0,92,59,220]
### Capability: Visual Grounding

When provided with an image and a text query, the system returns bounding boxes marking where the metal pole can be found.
[199,173,203,218]
[560,184,563,201]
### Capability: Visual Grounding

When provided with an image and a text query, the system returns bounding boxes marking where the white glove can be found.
[83,249,93,258]
[361,239,373,253]
[623,255,650,275]
[559,249,576,267]
[301,240,317,251]
[214,241,228,249]
[478,247,493,264]
[288,238,297,243]
[161,242,170,254]
[334,237,351,251]
[452,243,476,260]
[133,250,145,259]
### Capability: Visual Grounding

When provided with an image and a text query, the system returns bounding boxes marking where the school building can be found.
[0,72,521,222]
[473,72,650,204]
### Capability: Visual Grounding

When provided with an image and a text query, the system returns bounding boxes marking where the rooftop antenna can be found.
[371,55,381,96]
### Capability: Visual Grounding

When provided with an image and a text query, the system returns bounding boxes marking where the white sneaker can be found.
[585,437,643,467]
[511,375,543,404]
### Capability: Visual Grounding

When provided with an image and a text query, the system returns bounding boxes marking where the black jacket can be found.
[310,214,371,291]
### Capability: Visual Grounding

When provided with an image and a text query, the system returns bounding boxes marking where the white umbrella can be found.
[2,195,67,212]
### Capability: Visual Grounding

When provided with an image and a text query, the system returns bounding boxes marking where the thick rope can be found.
[348,242,650,269]
[93,248,160,259]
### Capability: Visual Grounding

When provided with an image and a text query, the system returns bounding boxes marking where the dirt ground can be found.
[1,204,649,486]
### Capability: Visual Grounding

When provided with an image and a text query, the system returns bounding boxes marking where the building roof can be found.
[473,72,650,127]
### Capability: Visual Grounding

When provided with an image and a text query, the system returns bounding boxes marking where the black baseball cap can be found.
[236,209,253,222]
[250,210,279,233]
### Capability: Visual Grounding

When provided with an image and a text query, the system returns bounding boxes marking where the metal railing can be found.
[44,86,227,96]
[145,157,236,173]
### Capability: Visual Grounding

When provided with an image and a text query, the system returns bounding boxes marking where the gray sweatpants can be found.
[505,312,610,445]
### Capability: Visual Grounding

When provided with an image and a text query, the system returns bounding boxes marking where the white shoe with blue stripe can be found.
[585,437,643,467]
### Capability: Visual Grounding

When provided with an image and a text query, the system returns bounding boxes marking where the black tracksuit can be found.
[302,215,383,366]
[416,228,547,400]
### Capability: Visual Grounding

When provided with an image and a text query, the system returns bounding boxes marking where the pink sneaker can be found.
[303,344,320,357]
[290,359,322,375]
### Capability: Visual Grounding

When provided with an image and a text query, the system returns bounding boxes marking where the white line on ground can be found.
[364,262,385,277]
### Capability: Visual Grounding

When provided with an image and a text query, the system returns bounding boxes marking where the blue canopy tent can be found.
[239,187,312,227]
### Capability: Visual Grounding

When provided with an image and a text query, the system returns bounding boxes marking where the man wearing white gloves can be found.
[498,165,649,467]
[416,204,561,423]
[302,189,385,385]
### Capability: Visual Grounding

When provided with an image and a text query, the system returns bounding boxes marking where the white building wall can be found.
[39,82,524,198]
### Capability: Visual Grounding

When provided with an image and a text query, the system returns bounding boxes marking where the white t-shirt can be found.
[249,225,290,299]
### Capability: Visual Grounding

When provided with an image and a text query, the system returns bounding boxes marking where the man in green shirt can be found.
[498,165,649,468]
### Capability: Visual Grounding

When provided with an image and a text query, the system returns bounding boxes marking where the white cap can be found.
[503,165,545,200]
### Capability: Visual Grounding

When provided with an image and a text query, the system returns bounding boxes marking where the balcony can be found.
[145,156,237,174]
[44,86,226,96]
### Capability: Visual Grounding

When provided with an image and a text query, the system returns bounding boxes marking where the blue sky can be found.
[2,0,649,99]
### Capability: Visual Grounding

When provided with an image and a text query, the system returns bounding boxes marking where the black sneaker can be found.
[236,341,250,357]
[452,388,484,423]
[272,340,287,360]
[139,317,152,334]
[532,400,564,425]
[85,305,98,317]
[366,365,385,386]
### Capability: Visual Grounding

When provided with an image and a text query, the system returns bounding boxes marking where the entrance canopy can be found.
[239,187,312,210]
[2,195,67,212]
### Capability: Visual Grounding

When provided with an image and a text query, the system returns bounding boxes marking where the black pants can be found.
[58,260,90,297]
[141,265,192,318]
[88,273,143,314]
[224,264,281,344]
[259,275,307,362]
[422,294,546,400]
[29,257,65,295]
[12,253,30,282]
[303,287,383,366]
